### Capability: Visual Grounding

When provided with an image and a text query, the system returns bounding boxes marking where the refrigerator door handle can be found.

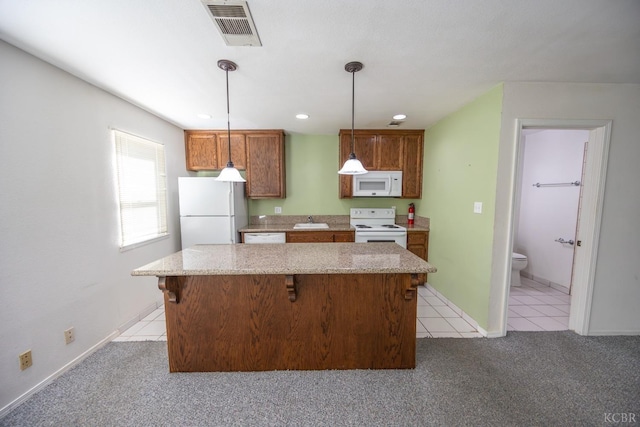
[229,190,234,243]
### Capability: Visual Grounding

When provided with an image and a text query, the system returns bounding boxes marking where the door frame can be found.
[500,118,612,336]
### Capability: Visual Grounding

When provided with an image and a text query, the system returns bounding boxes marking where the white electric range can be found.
[350,208,407,248]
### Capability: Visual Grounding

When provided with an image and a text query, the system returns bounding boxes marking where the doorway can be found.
[507,129,588,331]
[503,119,612,336]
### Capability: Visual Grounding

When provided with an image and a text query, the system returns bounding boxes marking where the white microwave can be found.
[353,171,403,197]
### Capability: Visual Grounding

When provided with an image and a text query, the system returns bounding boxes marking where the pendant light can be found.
[215,59,246,182]
[338,61,368,175]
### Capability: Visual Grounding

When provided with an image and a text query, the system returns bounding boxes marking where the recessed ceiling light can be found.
[393,114,407,120]
[197,113,212,119]
[296,113,309,120]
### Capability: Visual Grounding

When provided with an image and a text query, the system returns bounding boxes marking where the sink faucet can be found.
[307,215,313,223]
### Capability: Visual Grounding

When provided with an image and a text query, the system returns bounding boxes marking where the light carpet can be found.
[1,331,639,426]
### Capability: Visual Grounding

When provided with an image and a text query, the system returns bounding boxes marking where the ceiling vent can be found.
[387,121,402,128]
[202,0,262,47]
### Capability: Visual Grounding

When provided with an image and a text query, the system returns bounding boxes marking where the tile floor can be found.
[507,277,571,331]
[114,284,483,341]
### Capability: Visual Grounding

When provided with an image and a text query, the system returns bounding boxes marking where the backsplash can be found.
[250,214,429,228]
[397,214,430,228]
[249,215,350,225]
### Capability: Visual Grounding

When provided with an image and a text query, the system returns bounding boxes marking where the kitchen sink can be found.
[293,223,329,229]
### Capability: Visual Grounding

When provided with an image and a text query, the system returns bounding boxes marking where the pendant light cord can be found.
[225,67,233,167]
[350,69,355,157]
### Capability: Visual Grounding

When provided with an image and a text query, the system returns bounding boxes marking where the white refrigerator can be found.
[178,177,248,249]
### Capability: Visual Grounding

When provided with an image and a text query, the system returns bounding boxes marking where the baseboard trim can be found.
[476,325,490,337]
[586,329,640,336]
[116,300,163,334]
[0,331,118,419]
[1,300,164,419]
[425,283,487,337]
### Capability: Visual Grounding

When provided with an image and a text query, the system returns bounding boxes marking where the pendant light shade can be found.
[338,61,368,175]
[216,165,246,182]
[338,155,368,175]
[215,59,246,183]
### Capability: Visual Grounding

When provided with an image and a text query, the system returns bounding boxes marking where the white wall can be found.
[0,40,187,412]
[490,82,640,335]
[516,130,587,290]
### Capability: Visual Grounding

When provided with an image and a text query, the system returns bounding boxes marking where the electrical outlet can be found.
[64,327,75,344]
[473,202,483,214]
[19,350,32,370]
[275,207,282,214]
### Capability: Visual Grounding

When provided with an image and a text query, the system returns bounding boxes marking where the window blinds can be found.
[113,130,168,249]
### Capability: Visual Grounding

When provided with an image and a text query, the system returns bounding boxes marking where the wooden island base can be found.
[159,273,419,372]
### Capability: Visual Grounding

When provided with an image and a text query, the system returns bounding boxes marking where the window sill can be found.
[119,233,170,252]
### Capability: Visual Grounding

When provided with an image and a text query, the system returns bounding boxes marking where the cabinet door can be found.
[185,132,217,171]
[216,133,247,170]
[407,231,427,260]
[402,133,424,198]
[407,231,429,283]
[407,231,426,246]
[375,134,404,170]
[286,231,334,243]
[339,131,376,198]
[246,132,285,198]
[408,244,427,260]
[333,231,355,242]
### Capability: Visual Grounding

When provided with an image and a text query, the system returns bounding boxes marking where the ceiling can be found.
[1,0,639,135]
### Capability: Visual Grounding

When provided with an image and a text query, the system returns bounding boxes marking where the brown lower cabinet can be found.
[407,230,429,283]
[286,230,355,243]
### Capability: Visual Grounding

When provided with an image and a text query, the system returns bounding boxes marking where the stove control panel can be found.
[350,208,396,219]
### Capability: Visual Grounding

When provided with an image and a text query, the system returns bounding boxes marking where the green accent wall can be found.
[420,85,503,329]
[248,134,418,216]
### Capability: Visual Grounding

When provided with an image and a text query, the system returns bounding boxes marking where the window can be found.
[113,130,168,250]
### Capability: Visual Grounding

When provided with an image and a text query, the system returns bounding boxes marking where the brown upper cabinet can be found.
[339,129,424,199]
[185,131,218,170]
[185,130,247,171]
[216,133,247,170]
[184,129,285,199]
[245,132,286,199]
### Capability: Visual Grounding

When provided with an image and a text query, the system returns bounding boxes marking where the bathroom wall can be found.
[491,82,640,336]
[515,129,588,291]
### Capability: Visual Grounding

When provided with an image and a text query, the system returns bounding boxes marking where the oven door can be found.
[355,231,407,249]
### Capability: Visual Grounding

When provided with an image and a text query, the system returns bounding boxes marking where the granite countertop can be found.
[241,223,354,233]
[241,215,429,233]
[397,223,430,232]
[132,243,437,276]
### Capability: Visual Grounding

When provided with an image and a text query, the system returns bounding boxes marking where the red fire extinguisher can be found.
[408,203,415,225]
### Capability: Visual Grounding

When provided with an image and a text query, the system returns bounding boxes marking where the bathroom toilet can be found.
[511,252,528,287]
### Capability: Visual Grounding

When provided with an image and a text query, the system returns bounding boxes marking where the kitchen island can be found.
[132,242,436,372]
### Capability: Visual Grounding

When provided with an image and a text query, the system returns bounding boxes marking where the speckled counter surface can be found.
[132,242,436,276]
[240,223,353,233]
[397,223,430,232]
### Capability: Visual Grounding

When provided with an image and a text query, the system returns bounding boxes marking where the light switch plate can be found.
[473,202,483,214]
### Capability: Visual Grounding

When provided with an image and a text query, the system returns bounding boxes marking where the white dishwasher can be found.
[243,232,286,244]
